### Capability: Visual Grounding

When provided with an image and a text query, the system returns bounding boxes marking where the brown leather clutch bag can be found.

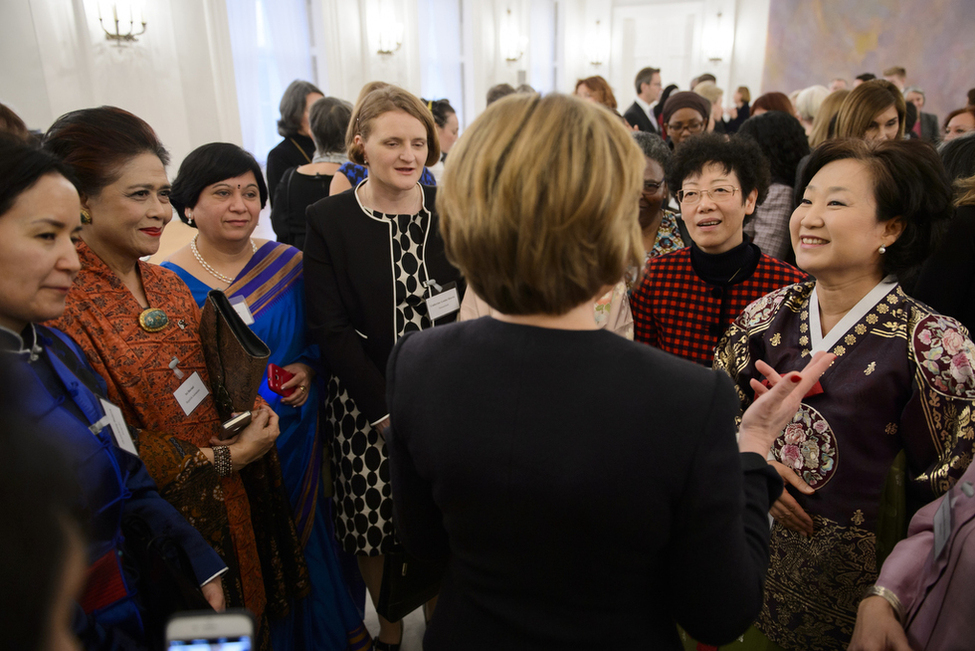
[198,290,271,424]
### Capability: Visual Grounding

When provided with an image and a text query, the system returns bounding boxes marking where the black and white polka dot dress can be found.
[325,209,432,556]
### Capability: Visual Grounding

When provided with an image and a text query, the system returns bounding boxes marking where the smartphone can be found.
[267,363,296,397]
[221,411,252,437]
[166,610,253,650]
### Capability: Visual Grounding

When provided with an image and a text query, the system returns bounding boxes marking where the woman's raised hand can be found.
[738,351,834,458]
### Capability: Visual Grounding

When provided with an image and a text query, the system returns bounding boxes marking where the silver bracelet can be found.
[213,445,233,478]
[863,584,904,624]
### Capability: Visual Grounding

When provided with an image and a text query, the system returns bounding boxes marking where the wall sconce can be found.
[372,0,404,55]
[95,1,146,46]
[499,9,526,63]
[585,20,611,67]
[703,11,734,63]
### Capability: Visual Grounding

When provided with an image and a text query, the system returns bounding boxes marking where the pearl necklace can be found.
[191,233,257,285]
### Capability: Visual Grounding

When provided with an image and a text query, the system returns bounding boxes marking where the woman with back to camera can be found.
[834,79,906,141]
[750,92,796,117]
[266,80,324,204]
[44,107,306,649]
[161,142,370,651]
[424,98,459,184]
[304,85,463,650]
[384,92,833,651]
[710,138,975,651]
[737,111,810,261]
[0,136,228,648]
[271,96,352,249]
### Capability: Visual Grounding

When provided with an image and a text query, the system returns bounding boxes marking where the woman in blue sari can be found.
[163,142,369,651]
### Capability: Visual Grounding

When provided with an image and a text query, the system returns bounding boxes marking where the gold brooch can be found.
[138,307,169,333]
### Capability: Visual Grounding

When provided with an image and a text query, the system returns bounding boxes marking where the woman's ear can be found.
[884,216,906,244]
[743,187,759,215]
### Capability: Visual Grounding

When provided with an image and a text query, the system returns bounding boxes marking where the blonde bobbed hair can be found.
[345,85,440,167]
[437,93,644,316]
[835,79,906,140]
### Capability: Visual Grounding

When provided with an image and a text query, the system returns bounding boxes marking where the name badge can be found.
[174,371,209,416]
[98,398,139,457]
[933,488,953,560]
[425,281,460,322]
[230,295,255,325]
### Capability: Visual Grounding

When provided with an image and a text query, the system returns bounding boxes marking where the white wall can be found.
[2,0,771,157]
[0,0,240,169]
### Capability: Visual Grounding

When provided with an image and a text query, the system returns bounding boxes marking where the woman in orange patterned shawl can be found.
[44,107,308,648]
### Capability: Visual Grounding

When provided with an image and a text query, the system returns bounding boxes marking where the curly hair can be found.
[798,138,952,281]
[632,131,671,175]
[736,111,810,186]
[668,132,770,206]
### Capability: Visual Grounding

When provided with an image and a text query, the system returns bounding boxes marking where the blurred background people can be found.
[942,106,975,141]
[271,96,352,249]
[624,66,663,134]
[904,86,940,142]
[661,92,711,149]
[267,80,324,205]
[574,75,618,110]
[794,85,830,137]
[424,98,459,183]
[737,111,810,261]
[835,79,906,141]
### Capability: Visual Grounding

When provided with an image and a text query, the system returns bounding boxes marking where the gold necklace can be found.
[191,234,257,285]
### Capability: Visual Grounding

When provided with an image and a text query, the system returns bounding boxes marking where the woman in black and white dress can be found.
[303,84,463,650]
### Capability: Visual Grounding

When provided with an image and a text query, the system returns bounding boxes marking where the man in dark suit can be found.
[623,67,662,134]
[905,86,940,143]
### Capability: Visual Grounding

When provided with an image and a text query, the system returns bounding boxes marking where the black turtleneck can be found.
[689,239,761,287]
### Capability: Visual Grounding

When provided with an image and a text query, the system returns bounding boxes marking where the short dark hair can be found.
[43,106,169,198]
[736,111,810,187]
[308,97,352,155]
[170,143,268,226]
[634,67,660,94]
[696,73,717,84]
[423,98,456,128]
[486,83,516,105]
[0,135,81,218]
[968,88,975,106]
[632,131,672,174]
[855,72,877,82]
[277,80,323,137]
[882,66,906,79]
[940,132,975,183]
[798,138,953,281]
[668,132,770,205]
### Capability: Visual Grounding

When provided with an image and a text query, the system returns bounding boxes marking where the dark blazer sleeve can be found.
[270,167,295,246]
[304,198,390,421]
[623,102,655,133]
[386,332,450,560]
[666,370,782,645]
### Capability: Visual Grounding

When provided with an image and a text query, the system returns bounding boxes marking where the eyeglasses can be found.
[677,186,739,204]
[642,180,664,193]
[666,120,705,134]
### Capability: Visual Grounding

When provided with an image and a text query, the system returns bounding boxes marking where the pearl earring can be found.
[186,212,194,226]
[879,245,887,254]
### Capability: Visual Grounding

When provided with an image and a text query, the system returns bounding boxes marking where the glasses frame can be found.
[677,185,740,205]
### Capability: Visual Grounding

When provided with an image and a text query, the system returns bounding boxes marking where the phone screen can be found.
[167,638,251,651]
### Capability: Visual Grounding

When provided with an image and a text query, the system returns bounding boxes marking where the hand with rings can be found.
[279,362,314,407]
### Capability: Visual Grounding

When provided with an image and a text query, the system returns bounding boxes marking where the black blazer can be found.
[266,133,315,206]
[304,184,463,421]
[386,318,783,650]
[920,112,940,143]
[623,101,658,134]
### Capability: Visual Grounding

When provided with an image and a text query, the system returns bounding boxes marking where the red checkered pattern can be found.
[630,248,807,366]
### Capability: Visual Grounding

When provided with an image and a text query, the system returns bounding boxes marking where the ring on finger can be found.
[299,385,307,393]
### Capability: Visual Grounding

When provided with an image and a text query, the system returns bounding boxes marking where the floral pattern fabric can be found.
[713,281,975,650]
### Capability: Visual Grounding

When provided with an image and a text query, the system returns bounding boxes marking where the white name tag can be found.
[426,287,460,321]
[174,371,209,416]
[230,295,255,325]
[100,398,139,457]
[933,489,953,560]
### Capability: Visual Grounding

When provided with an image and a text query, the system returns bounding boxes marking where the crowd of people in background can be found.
[1,53,975,651]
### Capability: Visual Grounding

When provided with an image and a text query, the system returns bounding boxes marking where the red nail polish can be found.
[790,375,801,383]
